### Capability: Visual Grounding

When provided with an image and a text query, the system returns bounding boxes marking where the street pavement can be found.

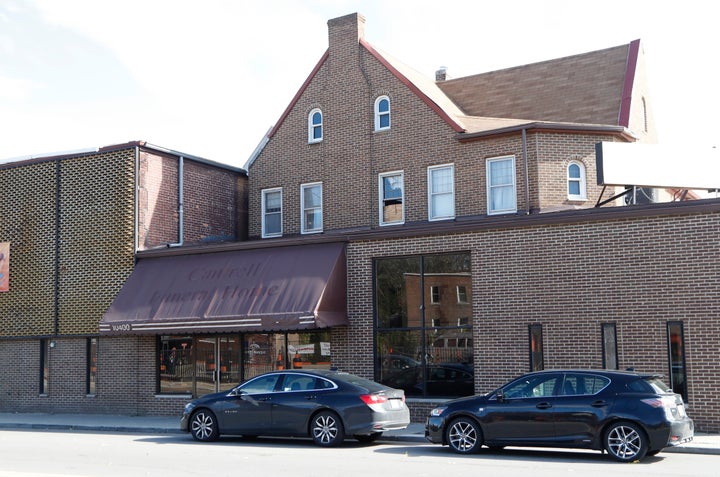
[0,412,717,455]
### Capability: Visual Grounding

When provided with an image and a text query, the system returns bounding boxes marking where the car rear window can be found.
[644,377,673,394]
[335,373,386,392]
[626,376,673,394]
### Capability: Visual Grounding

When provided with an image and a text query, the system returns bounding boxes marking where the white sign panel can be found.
[596,142,720,190]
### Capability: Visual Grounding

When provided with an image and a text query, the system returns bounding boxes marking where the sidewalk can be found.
[0,412,717,455]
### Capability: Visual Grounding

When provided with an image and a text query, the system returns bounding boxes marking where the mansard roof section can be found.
[437,40,640,128]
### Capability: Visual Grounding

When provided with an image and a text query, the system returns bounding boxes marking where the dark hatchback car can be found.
[425,369,694,462]
[181,369,410,447]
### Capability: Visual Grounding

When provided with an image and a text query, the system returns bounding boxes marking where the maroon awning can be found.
[99,242,347,335]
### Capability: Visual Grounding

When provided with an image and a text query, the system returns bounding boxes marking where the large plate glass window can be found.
[601,323,618,369]
[487,156,517,214]
[375,252,473,398]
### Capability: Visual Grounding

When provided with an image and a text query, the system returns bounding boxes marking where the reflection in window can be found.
[667,321,687,402]
[379,171,404,225]
[375,253,473,398]
[529,324,544,371]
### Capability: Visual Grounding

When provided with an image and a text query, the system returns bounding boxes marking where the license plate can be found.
[389,399,402,409]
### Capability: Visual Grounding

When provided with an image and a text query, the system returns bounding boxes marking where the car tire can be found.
[189,409,220,442]
[354,432,382,443]
[311,410,345,447]
[604,421,648,462]
[446,417,483,454]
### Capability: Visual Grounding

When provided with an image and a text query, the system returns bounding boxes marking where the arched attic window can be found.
[308,108,323,143]
[374,96,390,131]
[567,161,587,200]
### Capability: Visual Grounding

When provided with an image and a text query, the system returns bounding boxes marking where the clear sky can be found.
[1,0,717,169]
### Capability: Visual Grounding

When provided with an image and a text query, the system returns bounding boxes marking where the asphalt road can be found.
[0,429,717,477]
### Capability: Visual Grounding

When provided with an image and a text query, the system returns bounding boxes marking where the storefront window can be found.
[375,252,473,398]
[158,331,333,396]
[87,338,97,395]
[667,321,687,402]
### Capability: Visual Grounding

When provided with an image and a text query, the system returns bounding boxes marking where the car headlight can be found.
[429,406,447,417]
[184,402,196,413]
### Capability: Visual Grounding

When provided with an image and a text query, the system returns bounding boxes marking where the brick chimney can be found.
[328,13,366,60]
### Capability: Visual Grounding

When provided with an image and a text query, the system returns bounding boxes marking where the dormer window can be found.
[308,108,323,143]
[374,96,390,131]
[567,161,587,200]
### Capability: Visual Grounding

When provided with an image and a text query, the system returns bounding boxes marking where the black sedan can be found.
[181,369,410,447]
[425,369,694,462]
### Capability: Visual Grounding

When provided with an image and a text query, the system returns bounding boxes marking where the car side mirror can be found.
[496,389,505,403]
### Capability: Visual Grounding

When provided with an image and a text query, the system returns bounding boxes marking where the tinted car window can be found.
[504,374,559,398]
[240,374,280,394]
[645,377,673,394]
[564,374,610,395]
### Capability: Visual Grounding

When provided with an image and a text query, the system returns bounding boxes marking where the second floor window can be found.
[567,161,587,200]
[301,182,323,234]
[379,171,404,225]
[428,164,455,220]
[374,96,390,131]
[308,108,323,143]
[487,156,517,215]
[262,188,282,238]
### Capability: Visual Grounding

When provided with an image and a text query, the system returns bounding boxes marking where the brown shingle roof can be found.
[436,43,634,126]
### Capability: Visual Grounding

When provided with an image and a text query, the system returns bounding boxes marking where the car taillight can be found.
[641,396,676,408]
[359,394,388,405]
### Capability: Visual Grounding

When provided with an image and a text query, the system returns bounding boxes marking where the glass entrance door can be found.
[195,335,239,396]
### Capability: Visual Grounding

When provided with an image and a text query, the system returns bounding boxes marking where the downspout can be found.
[167,156,184,247]
[522,128,531,214]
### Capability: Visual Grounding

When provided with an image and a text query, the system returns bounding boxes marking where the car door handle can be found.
[305,395,317,400]
[536,402,552,409]
[591,400,608,407]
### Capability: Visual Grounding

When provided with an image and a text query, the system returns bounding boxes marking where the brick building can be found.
[0,142,246,414]
[1,13,719,432]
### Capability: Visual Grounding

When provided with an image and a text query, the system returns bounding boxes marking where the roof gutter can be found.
[457,122,636,142]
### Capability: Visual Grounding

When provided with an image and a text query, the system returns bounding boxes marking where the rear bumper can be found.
[647,417,694,450]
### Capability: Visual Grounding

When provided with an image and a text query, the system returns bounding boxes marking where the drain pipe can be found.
[522,128,530,214]
[167,156,184,247]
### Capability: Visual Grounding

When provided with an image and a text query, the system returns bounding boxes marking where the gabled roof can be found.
[256,28,638,167]
[437,41,640,128]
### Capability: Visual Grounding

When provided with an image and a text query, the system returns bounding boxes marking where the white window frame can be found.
[567,161,587,200]
[308,108,323,143]
[261,188,282,238]
[486,155,517,215]
[430,285,440,304]
[374,95,390,131]
[456,285,468,304]
[300,182,323,234]
[428,163,455,221]
[379,171,404,226]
